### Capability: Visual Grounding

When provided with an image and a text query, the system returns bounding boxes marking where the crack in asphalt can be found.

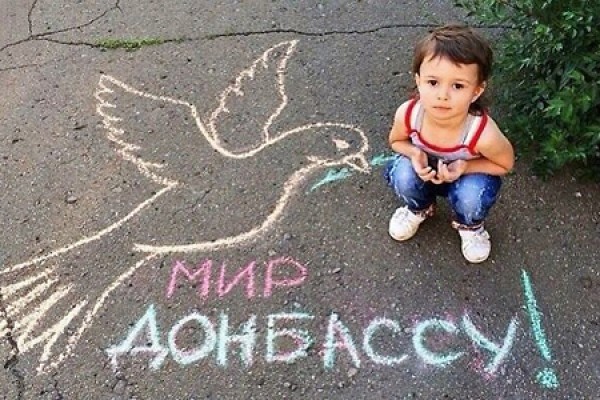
[0,253,24,400]
[199,22,508,40]
[0,3,509,76]
[0,18,442,73]
[41,36,183,49]
[108,362,139,398]
[0,63,42,72]
[0,292,25,400]
[0,0,122,53]
[204,23,443,39]
[51,377,65,399]
[2,16,507,56]
[27,0,40,36]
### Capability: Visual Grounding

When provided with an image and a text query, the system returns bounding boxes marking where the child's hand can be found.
[411,151,438,182]
[436,159,467,182]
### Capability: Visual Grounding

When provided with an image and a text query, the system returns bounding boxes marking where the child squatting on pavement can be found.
[384,24,515,263]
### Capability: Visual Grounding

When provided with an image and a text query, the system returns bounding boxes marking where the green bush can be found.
[455,0,600,178]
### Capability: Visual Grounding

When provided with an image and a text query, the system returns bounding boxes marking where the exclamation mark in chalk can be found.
[520,269,560,389]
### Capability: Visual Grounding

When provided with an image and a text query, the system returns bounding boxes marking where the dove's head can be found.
[304,123,371,173]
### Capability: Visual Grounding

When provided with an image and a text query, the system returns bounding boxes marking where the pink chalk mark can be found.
[166,260,212,299]
[218,261,256,299]
[328,324,351,352]
[277,334,309,360]
[468,356,497,380]
[263,257,307,297]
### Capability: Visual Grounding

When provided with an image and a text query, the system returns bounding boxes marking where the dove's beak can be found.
[344,154,371,173]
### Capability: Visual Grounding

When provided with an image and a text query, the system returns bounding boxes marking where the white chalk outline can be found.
[0,40,371,373]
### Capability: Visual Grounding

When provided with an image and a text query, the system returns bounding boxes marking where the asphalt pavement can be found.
[1,1,598,399]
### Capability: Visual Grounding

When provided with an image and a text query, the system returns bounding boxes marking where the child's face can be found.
[415,54,485,121]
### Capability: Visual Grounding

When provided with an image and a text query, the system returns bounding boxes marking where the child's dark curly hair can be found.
[412,24,493,115]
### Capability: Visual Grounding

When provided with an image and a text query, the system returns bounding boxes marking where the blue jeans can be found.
[384,155,502,228]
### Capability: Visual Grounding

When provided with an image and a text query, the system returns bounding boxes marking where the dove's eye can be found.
[333,138,350,150]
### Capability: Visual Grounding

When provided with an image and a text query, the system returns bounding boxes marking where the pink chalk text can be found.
[166,257,308,300]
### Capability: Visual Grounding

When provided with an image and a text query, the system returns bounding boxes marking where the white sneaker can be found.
[458,228,491,263]
[388,206,429,241]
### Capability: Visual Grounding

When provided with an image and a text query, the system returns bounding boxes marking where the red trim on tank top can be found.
[404,99,418,132]
[467,113,488,155]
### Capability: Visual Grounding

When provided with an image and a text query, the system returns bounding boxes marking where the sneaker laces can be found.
[391,206,418,223]
[461,229,490,247]
[459,229,491,258]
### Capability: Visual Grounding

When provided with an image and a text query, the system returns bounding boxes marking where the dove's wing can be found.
[207,40,298,154]
[96,75,217,186]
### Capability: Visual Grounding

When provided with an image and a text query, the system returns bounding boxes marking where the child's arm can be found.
[465,118,514,176]
[437,118,514,181]
[389,101,437,182]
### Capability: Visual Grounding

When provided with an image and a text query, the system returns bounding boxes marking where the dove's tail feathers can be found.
[3,269,60,319]
[0,269,55,337]
[207,40,298,152]
[0,263,88,371]
[1,266,56,298]
[0,251,158,374]
[0,185,175,277]
[39,253,159,374]
[19,288,87,357]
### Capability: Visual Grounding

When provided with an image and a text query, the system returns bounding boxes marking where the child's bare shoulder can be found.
[479,116,511,146]
[476,115,514,156]
[394,99,414,119]
[389,100,416,141]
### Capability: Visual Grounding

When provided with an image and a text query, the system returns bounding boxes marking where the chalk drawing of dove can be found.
[0,40,370,373]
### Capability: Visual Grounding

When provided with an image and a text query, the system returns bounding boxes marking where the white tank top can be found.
[405,99,487,161]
